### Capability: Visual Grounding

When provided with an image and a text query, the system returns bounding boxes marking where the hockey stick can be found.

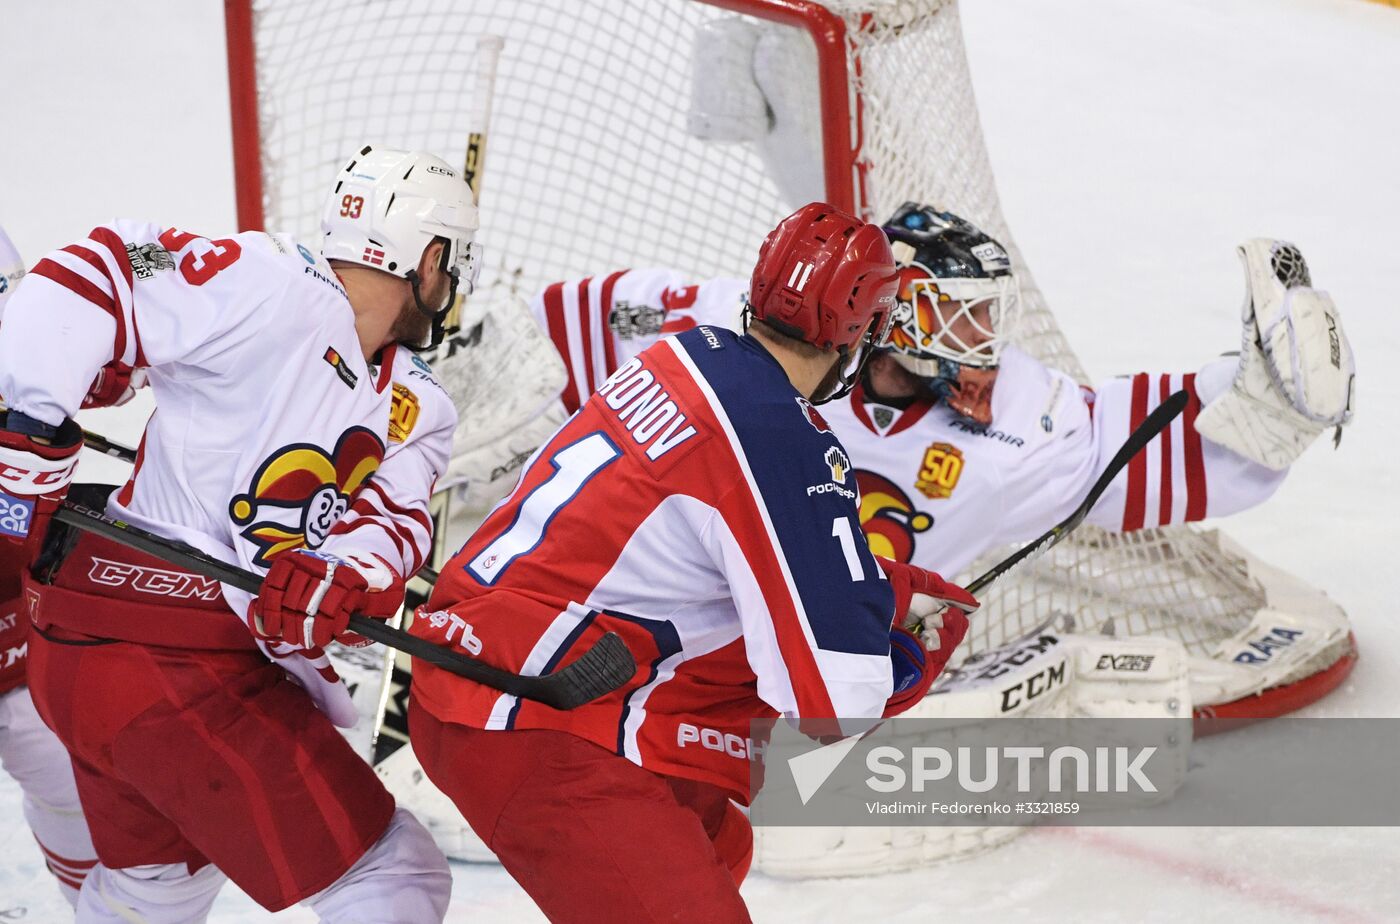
[52,500,637,709]
[80,427,136,462]
[965,389,1189,596]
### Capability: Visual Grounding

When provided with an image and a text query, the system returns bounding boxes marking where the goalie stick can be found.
[51,500,637,710]
[441,33,503,336]
[965,389,1190,597]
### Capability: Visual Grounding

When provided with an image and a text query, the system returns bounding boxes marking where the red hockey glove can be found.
[250,550,404,650]
[877,557,978,634]
[877,557,975,698]
[0,414,82,547]
[81,365,145,410]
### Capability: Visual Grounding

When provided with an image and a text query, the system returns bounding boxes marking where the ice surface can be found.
[0,0,1397,919]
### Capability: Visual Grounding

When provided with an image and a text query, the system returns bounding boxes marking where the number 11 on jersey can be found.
[832,516,867,582]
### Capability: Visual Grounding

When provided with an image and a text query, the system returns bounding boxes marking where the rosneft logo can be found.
[854,469,932,563]
[229,427,384,566]
[824,446,850,484]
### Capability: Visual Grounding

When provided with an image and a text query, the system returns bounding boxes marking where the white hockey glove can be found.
[687,18,825,210]
[1195,239,1355,470]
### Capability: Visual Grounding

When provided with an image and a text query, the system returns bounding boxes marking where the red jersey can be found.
[412,326,899,801]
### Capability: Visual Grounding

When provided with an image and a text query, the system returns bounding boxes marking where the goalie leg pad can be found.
[686,17,825,210]
[687,19,769,143]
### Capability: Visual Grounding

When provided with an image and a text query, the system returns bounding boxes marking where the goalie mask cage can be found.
[226,0,1356,873]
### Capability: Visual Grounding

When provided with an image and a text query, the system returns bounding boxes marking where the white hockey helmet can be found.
[320,145,483,348]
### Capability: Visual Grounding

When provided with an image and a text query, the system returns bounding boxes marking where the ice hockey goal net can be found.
[226,0,1355,872]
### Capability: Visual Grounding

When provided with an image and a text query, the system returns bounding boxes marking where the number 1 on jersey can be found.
[831,516,866,581]
[468,432,621,585]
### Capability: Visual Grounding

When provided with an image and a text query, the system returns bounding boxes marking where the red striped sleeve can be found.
[1122,373,1150,531]
[36,841,95,891]
[60,243,115,284]
[1182,372,1208,521]
[576,276,597,397]
[341,493,420,568]
[598,270,626,376]
[542,282,582,413]
[1157,374,1174,527]
[86,227,146,365]
[88,226,135,292]
[327,512,416,572]
[364,479,433,537]
[30,258,128,364]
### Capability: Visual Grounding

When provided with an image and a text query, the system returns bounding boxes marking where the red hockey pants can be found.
[410,701,754,923]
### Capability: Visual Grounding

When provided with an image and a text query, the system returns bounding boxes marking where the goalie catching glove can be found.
[250,549,404,650]
[1196,239,1355,470]
[877,557,978,715]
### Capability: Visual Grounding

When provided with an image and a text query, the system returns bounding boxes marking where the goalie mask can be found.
[880,203,1021,425]
[320,145,483,350]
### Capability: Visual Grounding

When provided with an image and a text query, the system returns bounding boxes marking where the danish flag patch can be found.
[363,247,386,266]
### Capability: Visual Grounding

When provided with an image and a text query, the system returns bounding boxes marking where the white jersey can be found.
[531,269,1286,577]
[0,221,455,603]
[0,223,24,315]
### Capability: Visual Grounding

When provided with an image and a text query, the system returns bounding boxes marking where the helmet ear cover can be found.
[404,236,461,352]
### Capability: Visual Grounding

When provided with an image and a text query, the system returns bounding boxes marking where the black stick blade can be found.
[533,631,638,710]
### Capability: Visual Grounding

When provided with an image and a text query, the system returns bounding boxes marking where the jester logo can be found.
[887,263,946,353]
[854,469,932,563]
[229,427,385,566]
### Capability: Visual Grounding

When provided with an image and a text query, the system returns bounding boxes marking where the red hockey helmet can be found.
[750,202,899,353]
[749,202,899,401]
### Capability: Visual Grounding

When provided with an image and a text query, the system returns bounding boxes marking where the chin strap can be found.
[812,313,896,403]
[404,266,460,352]
[812,343,860,405]
[404,238,469,352]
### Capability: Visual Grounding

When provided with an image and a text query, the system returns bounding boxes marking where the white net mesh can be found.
[243,0,1347,696]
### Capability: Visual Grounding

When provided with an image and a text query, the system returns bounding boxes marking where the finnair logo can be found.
[787,260,816,292]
